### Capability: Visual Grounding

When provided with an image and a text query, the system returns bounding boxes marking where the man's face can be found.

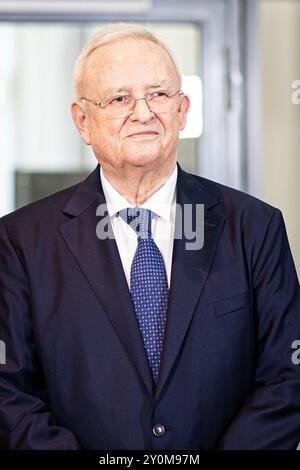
[72,38,190,173]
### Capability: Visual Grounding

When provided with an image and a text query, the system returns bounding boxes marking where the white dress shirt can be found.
[100,165,177,289]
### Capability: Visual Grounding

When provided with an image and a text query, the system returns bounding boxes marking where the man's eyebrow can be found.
[147,81,170,89]
[102,81,171,95]
[102,86,128,95]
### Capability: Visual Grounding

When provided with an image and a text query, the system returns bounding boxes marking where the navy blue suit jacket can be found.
[0,164,299,449]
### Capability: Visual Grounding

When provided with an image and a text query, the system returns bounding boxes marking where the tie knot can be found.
[118,207,152,239]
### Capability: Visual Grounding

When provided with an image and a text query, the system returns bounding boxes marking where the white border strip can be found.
[0,0,152,14]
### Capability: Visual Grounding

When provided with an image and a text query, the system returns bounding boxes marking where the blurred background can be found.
[0,0,299,276]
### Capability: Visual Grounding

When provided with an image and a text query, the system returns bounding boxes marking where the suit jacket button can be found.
[152,424,165,437]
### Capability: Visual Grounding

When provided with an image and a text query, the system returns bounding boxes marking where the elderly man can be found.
[0,23,300,450]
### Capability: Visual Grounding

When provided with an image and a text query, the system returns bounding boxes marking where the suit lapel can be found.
[59,166,154,396]
[154,165,226,402]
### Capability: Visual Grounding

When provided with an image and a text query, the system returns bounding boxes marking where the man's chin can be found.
[125,152,161,168]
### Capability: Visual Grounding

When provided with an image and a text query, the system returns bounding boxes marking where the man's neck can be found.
[101,162,176,206]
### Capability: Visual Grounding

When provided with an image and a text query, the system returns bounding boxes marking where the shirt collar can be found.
[100,165,177,222]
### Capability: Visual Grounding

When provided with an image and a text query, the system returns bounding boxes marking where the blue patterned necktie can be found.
[119,207,169,384]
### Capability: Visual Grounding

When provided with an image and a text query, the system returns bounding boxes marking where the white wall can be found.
[15,24,83,171]
[260,0,300,277]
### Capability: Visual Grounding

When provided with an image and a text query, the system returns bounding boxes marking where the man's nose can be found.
[128,97,154,123]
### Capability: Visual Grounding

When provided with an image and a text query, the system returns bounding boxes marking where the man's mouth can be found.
[128,131,158,137]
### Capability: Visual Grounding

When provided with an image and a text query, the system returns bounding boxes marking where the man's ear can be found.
[178,94,190,131]
[71,101,92,145]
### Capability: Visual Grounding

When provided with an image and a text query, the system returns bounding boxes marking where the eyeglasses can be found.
[80,88,183,119]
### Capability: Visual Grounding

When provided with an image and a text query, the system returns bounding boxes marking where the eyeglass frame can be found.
[79,88,184,116]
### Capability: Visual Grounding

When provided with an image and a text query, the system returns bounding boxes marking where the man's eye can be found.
[109,95,130,105]
[151,91,168,99]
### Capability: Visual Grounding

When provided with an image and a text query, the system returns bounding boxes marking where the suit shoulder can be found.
[189,171,280,218]
[0,181,80,228]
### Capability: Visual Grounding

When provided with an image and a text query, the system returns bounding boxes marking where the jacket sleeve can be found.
[218,209,300,449]
[0,219,81,449]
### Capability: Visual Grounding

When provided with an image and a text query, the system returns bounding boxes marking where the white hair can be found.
[73,22,182,99]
